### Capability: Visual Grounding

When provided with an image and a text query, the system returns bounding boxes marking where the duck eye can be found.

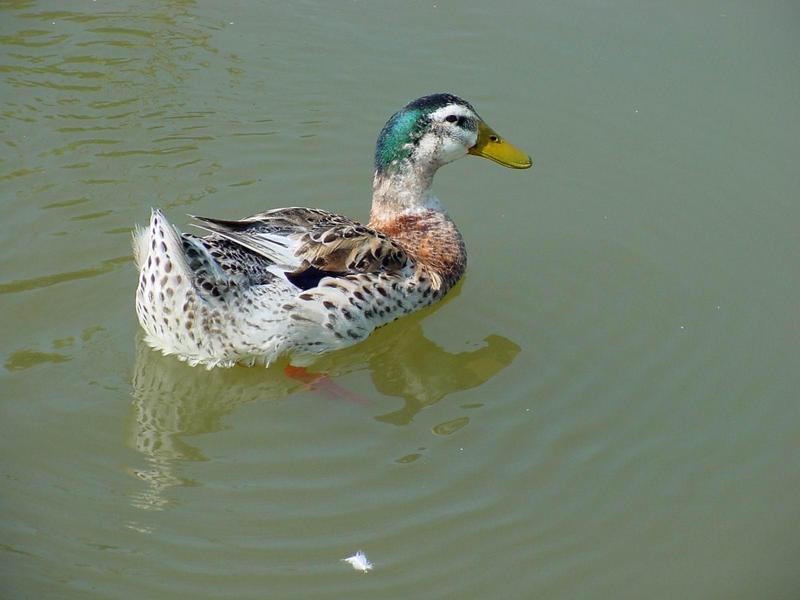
[445,114,458,123]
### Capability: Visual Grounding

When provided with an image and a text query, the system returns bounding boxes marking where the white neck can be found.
[370,160,446,218]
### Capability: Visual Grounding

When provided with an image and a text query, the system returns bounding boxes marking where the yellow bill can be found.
[468,121,532,169]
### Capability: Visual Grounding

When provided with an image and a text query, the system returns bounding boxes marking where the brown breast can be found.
[369,210,467,290]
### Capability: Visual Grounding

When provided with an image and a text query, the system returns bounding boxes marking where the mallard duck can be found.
[133,93,531,368]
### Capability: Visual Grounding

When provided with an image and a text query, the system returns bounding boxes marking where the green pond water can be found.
[2,1,800,598]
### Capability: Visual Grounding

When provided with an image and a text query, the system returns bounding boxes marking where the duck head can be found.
[374,93,532,176]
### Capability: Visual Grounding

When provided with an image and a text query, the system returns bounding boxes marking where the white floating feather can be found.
[342,550,373,573]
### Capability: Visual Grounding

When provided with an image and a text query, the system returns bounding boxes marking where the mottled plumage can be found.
[133,93,531,368]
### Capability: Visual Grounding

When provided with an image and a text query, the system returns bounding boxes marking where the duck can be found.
[133,93,531,369]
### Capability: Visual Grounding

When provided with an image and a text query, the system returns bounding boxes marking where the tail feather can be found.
[134,208,194,280]
[131,223,149,270]
[135,209,207,362]
[133,208,295,367]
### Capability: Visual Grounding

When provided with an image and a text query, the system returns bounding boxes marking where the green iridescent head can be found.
[374,93,532,175]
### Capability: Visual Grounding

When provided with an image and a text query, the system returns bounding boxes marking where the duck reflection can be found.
[314,323,521,426]
[127,301,519,509]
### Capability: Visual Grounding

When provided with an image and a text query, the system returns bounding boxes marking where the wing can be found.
[189,207,413,290]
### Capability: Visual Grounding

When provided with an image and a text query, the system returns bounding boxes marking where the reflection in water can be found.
[128,307,519,509]
[366,329,520,426]
[0,255,132,295]
[127,337,292,510]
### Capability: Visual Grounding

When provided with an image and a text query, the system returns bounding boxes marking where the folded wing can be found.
[190,207,413,290]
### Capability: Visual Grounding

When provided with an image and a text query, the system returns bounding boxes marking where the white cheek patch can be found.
[438,136,471,162]
[462,128,478,148]
[413,133,440,162]
[413,132,472,165]
[406,103,479,166]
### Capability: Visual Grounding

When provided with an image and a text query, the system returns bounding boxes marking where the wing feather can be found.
[189,208,413,284]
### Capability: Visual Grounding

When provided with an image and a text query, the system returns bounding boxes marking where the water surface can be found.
[2,1,800,598]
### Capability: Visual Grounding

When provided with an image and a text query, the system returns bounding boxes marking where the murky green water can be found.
[2,1,800,598]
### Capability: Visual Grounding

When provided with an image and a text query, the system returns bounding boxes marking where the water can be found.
[2,1,799,598]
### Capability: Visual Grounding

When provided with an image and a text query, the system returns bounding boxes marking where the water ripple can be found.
[0,255,131,295]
